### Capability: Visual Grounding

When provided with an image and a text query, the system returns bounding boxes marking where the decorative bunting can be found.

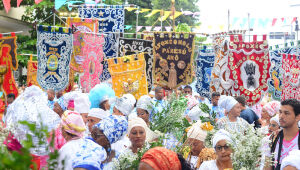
[136,26,143,32]
[153,32,195,89]
[78,6,124,81]
[139,9,151,13]
[3,0,11,13]
[195,47,215,100]
[281,54,300,100]
[80,34,104,93]
[165,26,172,32]
[160,11,172,21]
[153,26,162,31]
[35,0,43,4]
[119,38,153,92]
[272,18,277,26]
[145,9,161,17]
[17,0,22,7]
[66,17,98,72]
[228,35,271,106]
[0,34,19,98]
[36,26,73,91]
[107,53,148,99]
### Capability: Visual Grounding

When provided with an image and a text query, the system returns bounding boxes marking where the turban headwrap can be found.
[88,83,115,109]
[212,129,233,148]
[57,91,81,111]
[61,111,86,139]
[88,108,110,120]
[218,96,238,112]
[187,121,207,142]
[270,114,280,126]
[263,101,281,117]
[114,93,136,116]
[281,150,300,170]
[136,95,153,114]
[140,147,181,170]
[186,95,199,110]
[74,93,91,114]
[128,117,159,142]
[93,115,128,144]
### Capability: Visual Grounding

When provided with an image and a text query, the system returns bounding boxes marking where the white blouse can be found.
[199,160,218,170]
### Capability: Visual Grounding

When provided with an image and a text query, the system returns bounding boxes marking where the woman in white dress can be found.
[199,129,234,170]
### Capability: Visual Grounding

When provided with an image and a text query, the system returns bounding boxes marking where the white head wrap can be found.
[88,108,110,120]
[270,114,280,126]
[212,129,233,148]
[281,150,300,170]
[128,117,159,142]
[136,95,153,114]
[74,93,91,114]
[187,121,207,142]
[218,95,238,112]
[187,106,209,122]
[114,93,136,116]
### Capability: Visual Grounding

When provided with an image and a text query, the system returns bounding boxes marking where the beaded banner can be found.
[0,34,18,98]
[79,5,124,81]
[196,47,215,99]
[37,26,73,91]
[119,38,153,92]
[281,54,300,100]
[210,36,234,95]
[66,17,98,72]
[80,34,104,93]
[153,32,195,89]
[228,35,271,106]
[107,53,148,99]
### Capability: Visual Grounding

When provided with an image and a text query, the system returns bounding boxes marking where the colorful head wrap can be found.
[218,96,238,112]
[263,101,281,117]
[74,93,91,114]
[140,147,181,170]
[93,115,128,144]
[212,129,233,148]
[89,83,115,109]
[281,150,300,170]
[88,108,110,120]
[114,93,136,116]
[56,91,80,111]
[61,111,86,139]
[187,121,207,142]
[186,95,199,110]
[57,97,67,111]
[136,95,153,114]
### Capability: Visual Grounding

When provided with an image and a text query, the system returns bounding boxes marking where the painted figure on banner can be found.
[80,34,104,93]
[153,32,195,89]
[107,53,148,99]
[37,26,73,92]
[118,38,153,92]
[228,35,271,106]
[281,54,300,100]
[26,55,41,88]
[66,17,98,73]
[196,47,215,100]
[79,6,124,81]
[0,34,18,99]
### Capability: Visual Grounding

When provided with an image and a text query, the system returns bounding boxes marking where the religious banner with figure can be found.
[80,34,104,93]
[268,47,298,101]
[118,38,153,92]
[0,33,18,98]
[210,35,234,95]
[37,26,73,91]
[107,53,148,99]
[228,35,271,106]
[196,47,215,100]
[79,5,124,81]
[26,55,40,88]
[66,17,98,72]
[281,54,300,100]
[153,32,195,89]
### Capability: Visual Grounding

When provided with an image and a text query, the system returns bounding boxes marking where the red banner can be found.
[281,54,300,101]
[228,35,271,106]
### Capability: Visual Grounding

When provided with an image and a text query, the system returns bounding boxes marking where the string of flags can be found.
[231,17,298,28]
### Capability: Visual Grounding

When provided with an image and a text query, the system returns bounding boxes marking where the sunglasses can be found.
[215,145,230,152]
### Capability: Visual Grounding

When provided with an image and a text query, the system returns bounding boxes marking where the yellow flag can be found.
[125,7,138,12]
[145,9,161,17]
[169,11,182,19]
[139,9,151,13]
[160,11,172,21]
[219,25,224,30]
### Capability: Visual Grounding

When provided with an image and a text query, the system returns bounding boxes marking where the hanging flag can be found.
[193,12,200,17]
[125,7,138,12]
[136,26,143,32]
[182,11,193,15]
[145,10,161,17]
[153,32,195,89]
[153,26,161,31]
[291,17,297,24]
[258,18,270,28]
[17,0,22,7]
[36,26,73,91]
[35,0,43,4]
[165,26,172,32]
[250,18,256,28]
[3,0,11,13]
[55,0,67,10]
[145,26,152,32]
[272,18,277,26]
[231,17,239,27]
[219,25,224,31]
[80,34,104,92]
[118,38,153,92]
[124,25,133,30]
[170,11,182,19]
[240,18,247,28]
[140,9,151,13]
[160,11,172,21]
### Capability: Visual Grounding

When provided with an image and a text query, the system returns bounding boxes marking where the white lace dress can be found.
[199,160,218,170]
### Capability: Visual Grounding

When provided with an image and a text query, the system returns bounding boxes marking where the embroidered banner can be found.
[79,5,124,81]
[0,34,18,98]
[153,32,195,89]
[281,54,300,100]
[196,47,215,100]
[26,55,40,87]
[80,34,104,93]
[118,38,153,92]
[66,17,98,72]
[107,53,148,99]
[268,47,298,101]
[37,26,73,91]
[210,36,234,95]
[228,35,271,106]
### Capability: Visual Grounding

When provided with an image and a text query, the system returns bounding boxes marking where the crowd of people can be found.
[0,82,300,170]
